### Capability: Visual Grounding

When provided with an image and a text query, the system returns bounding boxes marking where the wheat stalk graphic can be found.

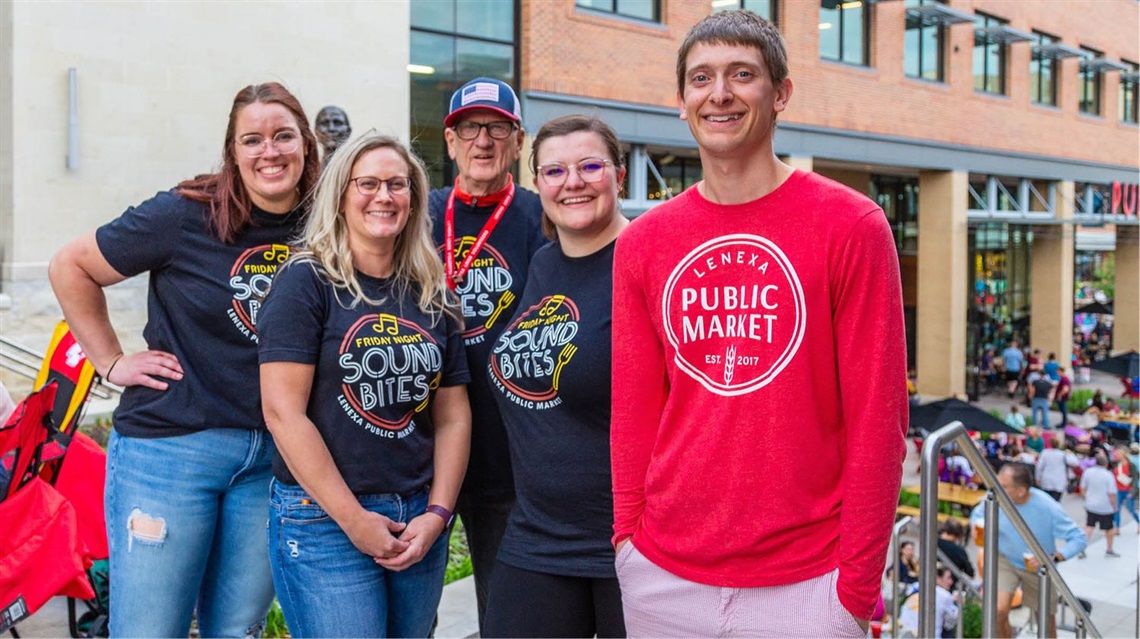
[724,344,736,384]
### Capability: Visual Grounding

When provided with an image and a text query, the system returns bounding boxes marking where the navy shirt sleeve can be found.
[96,190,186,276]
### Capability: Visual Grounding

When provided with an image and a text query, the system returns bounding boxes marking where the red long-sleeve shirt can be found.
[611,170,907,620]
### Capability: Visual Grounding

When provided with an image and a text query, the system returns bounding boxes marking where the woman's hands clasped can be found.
[374,512,447,572]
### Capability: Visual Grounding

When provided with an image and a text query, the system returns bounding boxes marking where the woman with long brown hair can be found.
[49,82,319,637]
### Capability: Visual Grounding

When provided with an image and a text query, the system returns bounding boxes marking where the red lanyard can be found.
[444,178,516,290]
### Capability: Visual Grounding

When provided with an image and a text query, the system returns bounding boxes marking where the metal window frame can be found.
[1030,32,1059,105]
[820,0,871,66]
[967,176,1058,221]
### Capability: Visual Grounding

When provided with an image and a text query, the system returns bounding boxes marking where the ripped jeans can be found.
[105,428,276,638]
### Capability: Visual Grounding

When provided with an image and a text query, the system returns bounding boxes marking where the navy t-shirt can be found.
[489,240,617,577]
[429,185,546,498]
[257,261,469,495]
[96,190,306,438]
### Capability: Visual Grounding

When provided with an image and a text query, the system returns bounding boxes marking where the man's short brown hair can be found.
[676,9,788,96]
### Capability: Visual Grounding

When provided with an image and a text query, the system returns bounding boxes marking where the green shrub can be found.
[961,595,983,638]
[898,488,920,509]
[446,517,474,585]
[262,600,288,638]
[1067,388,1095,413]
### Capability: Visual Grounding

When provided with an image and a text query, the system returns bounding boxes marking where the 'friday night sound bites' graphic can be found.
[228,243,290,342]
[662,234,806,397]
[338,314,443,439]
[441,237,515,345]
[489,295,579,411]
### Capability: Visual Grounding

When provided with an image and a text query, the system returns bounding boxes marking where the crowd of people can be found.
[40,9,912,639]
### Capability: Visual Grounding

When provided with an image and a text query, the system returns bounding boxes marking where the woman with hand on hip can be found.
[482,115,629,637]
[48,82,319,637]
[258,133,471,638]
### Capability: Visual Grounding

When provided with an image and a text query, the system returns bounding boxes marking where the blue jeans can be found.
[269,480,448,638]
[105,428,276,638]
[1114,489,1139,528]
[1030,398,1050,429]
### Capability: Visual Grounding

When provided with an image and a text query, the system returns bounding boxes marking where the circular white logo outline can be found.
[662,234,806,396]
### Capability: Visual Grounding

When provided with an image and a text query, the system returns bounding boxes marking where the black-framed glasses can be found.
[451,120,517,140]
[236,131,301,158]
[536,158,614,186]
[350,176,411,196]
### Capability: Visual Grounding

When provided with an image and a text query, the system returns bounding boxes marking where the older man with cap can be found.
[428,76,546,631]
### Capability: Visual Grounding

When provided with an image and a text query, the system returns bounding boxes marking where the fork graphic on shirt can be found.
[552,343,578,391]
[485,291,516,329]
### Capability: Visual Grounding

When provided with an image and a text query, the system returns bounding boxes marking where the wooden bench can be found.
[895,505,970,528]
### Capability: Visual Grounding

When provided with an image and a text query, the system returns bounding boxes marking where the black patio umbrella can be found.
[1089,350,1140,379]
[909,398,1021,434]
[1074,300,1114,315]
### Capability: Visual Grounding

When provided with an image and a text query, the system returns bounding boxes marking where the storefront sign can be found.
[1111,181,1138,217]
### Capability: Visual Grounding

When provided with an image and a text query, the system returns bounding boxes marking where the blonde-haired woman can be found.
[258,133,471,638]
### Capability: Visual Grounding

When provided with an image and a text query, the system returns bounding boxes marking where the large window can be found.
[872,176,919,255]
[712,0,776,22]
[973,13,1006,94]
[904,0,944,81]
[1079,46,1103,116]
[1120,61,1139,124]
[968,223,1033,351]
[576,0,659,22]
[410,0,516,188]
[820,0,869,66]
[1029,31,1057,106]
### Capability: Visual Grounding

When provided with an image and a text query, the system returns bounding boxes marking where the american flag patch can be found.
[461,82,500,106]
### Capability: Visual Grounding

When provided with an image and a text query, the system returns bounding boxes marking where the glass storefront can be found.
[968,222,1033,358]
[410,0,517,188]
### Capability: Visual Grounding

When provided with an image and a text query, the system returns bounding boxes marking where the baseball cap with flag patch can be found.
[444,77,521,127]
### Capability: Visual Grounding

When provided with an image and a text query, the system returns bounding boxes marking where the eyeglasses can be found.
[451,120,517,140]
[350,176,411,197]
[236,131,301,158]
[536,158,614,186]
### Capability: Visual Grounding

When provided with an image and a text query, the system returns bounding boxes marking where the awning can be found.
[1033,42,1085,60]
[1080,58,1131,73]
[905,3,975,28]
[975,25,1034,45]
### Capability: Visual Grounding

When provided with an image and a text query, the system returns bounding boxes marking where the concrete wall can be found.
[0,0,410,395]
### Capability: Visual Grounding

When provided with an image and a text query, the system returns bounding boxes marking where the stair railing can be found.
[919,421,1098,638]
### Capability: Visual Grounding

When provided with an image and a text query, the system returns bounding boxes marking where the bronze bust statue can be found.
[315,106,351,167]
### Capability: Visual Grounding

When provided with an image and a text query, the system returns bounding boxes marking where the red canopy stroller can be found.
[0,322,108,637]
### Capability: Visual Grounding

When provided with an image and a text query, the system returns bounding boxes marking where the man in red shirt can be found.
[611,9,908,636]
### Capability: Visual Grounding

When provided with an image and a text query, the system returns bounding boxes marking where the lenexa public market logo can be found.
[662,234,806,397]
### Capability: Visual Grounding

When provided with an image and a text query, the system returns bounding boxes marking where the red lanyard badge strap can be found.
[444,179,516,290]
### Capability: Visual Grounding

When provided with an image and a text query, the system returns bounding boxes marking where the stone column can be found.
[1115,225,1139,353]
[917,170,968,398]
[1029,181,1075,372]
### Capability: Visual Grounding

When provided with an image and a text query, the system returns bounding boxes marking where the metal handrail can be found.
[919,422,1099,638]
[0,335,123,400]
[889,515,912,627]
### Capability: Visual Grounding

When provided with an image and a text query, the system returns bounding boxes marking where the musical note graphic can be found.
[262,243,290,263]
[538,295,566,317]
[371,314,399,335]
